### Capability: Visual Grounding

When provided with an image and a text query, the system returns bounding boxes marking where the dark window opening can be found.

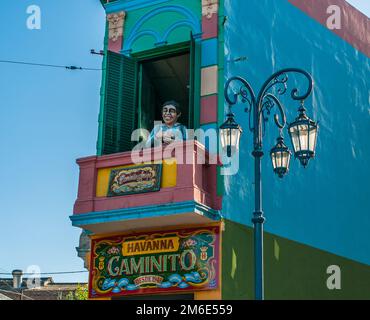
[138,52,191,136]
[100,41,199,155]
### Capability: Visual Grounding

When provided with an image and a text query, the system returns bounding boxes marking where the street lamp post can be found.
[220,68,319,300]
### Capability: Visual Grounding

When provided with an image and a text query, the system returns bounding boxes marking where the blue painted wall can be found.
[222,0,370,265]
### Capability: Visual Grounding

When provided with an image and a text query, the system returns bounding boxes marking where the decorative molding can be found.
[76,230,91,269]
[124,5,201,52]
[107,11,126,42]
[70,201,221,227]
[202,0,219,19]
[155,41,168,47]
[121,49,133,56]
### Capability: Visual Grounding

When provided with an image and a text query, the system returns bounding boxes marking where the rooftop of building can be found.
[0,272,87,300]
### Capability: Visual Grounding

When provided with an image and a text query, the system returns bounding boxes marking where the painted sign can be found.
[89,226,220,298]
[107,164,162,197]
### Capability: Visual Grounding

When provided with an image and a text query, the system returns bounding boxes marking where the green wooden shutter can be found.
[102,51,137,155]
[190,35,201,129]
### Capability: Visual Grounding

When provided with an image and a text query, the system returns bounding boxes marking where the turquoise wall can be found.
[223,0,370,267]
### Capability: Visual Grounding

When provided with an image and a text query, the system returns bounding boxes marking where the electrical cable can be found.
[0,59,102,71]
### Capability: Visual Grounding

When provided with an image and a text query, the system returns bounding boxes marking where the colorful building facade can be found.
[70,0,370,299]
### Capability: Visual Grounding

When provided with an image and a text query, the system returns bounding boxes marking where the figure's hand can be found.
[162,132,174,144]
[155,131,163,140]
[162,136,172,144]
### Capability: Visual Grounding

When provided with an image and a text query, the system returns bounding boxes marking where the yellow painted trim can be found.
[96,159,177,197]
[85,252,91,270]
[122,236,180,256]
[162,159,177,188]
[195,289,221,300]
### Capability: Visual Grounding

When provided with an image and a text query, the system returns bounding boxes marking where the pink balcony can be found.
[71,141,222,233]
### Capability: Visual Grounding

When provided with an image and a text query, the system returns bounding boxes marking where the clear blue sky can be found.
[346,0,370,17]
[0,0,105,283]
[0,1,368,284]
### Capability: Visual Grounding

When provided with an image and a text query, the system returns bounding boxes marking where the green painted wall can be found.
[123,0,201,54]
[221,220,253,299]
[222,219,370,299]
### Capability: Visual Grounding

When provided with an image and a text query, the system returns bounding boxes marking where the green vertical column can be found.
[97,22,109,156]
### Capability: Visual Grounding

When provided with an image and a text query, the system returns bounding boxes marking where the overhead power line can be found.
[0,59,102,71]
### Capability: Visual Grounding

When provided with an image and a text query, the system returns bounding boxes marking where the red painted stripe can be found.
[200,95,218,124]
[202,14,218,39]
[288,0,370,57]
[108,37,123,53]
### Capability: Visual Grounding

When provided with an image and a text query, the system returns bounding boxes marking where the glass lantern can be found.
[220,112,243,157]
[270,136,291,178]
[288,105,318,167]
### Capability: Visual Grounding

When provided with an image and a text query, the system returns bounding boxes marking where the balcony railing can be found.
[71,140,222,233]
